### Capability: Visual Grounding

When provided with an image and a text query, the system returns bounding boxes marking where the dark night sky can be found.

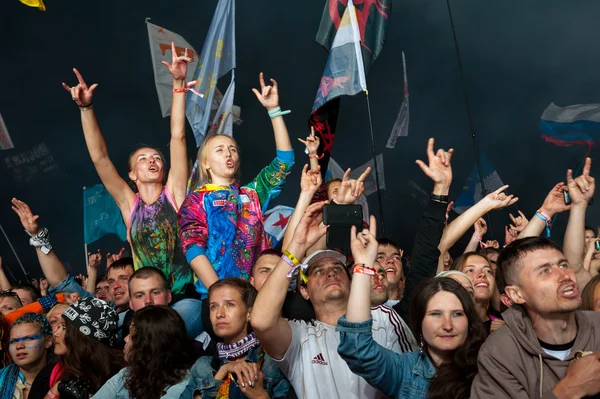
[1,0,599,281]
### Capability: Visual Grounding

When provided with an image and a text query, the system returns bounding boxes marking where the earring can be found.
[419,335,425,356]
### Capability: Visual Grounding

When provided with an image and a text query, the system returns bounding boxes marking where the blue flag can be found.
[186,0,236,146]
[83,184,127,244]
[453,154,505,214]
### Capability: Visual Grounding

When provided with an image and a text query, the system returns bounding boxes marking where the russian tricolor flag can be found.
[540,103,600,154]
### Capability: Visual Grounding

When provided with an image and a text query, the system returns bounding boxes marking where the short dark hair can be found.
[208,277,257,309]
[128,267,170,293]
[585,225,597,236]
[496,237,563,294]
[11,283,40,302]
[377,238,400,252]
[107,257,135,274]
[252,249,283,276]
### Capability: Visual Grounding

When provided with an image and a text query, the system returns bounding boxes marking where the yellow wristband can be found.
[283,250,300,266]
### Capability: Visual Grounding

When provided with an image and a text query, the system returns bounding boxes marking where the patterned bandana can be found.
[62,298,118,346]
[216,332,260,360]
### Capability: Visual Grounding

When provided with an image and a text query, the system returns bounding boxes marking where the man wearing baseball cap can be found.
[251,203,416,399]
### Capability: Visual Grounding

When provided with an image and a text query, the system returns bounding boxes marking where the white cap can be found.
[303,250,347,272]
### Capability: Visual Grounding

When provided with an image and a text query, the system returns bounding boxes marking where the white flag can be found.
[208,73,236,137]
[263,205,295,247]
[146,20,199,117]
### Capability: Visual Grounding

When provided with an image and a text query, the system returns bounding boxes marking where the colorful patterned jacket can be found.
[178,149,294,297]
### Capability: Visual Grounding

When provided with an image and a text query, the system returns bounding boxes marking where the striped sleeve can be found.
[372,305,418,354]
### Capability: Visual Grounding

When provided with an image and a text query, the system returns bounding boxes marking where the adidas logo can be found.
[311,353,328,365]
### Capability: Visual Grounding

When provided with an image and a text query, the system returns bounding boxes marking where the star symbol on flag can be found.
[272,213,290,228]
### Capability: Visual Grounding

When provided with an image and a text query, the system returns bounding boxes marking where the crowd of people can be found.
[1,45,600,399]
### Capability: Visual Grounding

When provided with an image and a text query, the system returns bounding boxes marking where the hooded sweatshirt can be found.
[471,305,600,399]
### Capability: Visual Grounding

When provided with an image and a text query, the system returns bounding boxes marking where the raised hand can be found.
[350,216,378,266]
[509,210,529,232]
[291,201,328,252]
[61,68,97,107]
[300,164,322,193]
[11,198,41,236]
[334,167,371,205]
[298,127,320,156]
[106,248,126,268]
[505,226,518,246]
[415,138,454,189]
[474,218,487,238]
[39,278,49,294]
[485,240,500,249]
[88,250,102,269]
[482,185,519,210]
[251,72,280,111]
[161,42,193,82]
[445,200,455,224]
[566,157,595,206]
[541,182,570,216]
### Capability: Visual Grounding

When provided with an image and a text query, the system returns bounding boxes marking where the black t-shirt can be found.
[28,362,55,399]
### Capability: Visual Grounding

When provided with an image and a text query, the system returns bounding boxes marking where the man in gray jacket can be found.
[472,157,600,399]
[472,236,600,398]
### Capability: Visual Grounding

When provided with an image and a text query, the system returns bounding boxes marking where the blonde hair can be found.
[197,134,241,184]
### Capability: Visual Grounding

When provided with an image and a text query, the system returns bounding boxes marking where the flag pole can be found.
[364,91,387,237]
[445,0,494,238]
[0,223,31,283]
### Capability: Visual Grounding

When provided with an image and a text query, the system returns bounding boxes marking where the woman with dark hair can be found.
[337,221,487,399]
[181,277,291,398]
[61,43,196,301]
[93,305,194,398]
[32,298,122,398]
[581,274,600,311]
[451,251,503,333]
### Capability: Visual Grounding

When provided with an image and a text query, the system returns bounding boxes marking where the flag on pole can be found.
[263,205,295,248]
[146,20,200,118]
[386,51,409,148]
[146,20,242,124]
[316,0,391,73]
[453,153,505,214]
[540,102,600,157]
[311,0,391,177]
[310,0,367,177]
[0,113,14,151]
[186,0,236,146]
[83,185,127,244]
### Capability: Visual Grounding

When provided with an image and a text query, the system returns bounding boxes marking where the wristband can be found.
[473,233,487,248]
[535,209,553,238]
[353,264,376,276]
[308,153,324,160]
[268,106,291,119]
[282,252,307,278]
[47,391,59,399]
[28,228,52,255]
[173,88,187,93]
[79,103,93,111]
[431,193,449,203]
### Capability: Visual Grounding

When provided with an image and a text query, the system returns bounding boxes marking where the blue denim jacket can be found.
[92,368,191,399]
[178,346,291,398]
[337,316,435,399]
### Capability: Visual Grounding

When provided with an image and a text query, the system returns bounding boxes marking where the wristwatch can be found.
[430,193,449,203]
